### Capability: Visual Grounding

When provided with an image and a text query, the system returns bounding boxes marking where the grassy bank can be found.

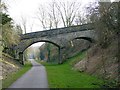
[2,61,32,88]
[38,52,104,88]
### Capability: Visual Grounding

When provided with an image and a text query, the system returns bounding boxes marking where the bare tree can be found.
[54,1,81,27]
[37,1,82,54]
[37,0,82,29]
[37,2,60,29]
[20,16,27,34]
[37,5,47,29]
[29,21,34,32]
[48,1,60,29]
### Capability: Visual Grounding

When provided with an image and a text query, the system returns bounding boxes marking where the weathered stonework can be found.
[13,23,98,64]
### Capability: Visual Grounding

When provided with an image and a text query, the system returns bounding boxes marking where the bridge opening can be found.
[21,41,61,64]
[69,37,95,51]
[72,37,95,43]
[61,37,93,60]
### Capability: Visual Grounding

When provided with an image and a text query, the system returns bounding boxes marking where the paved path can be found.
[9,59,48,88]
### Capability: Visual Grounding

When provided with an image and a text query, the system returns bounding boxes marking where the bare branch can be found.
[21,16,27,34]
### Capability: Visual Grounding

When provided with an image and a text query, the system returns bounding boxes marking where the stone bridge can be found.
[14,23,98,64]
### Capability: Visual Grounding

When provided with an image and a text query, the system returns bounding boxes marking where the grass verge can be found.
[37,51,104,88]
[2,61,32,88]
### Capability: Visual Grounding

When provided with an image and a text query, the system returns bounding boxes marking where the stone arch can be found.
[17,39,62,65]
[66,36,95,54]
[72,37,95,43]
[13,23,97,65]
[15,37,61,53]
[21,40,60,53]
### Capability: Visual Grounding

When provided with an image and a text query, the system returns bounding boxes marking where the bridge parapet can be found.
[20,23,94,40]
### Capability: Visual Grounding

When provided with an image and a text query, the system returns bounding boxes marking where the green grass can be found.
[2,61,32,88]
[38,52,104,88]
[69,51,86,66]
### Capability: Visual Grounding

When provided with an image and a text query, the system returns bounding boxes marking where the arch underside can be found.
[72,37,94,43]
[16,39,60,53]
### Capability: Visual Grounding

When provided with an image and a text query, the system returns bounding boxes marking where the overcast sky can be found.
[5,0,114,47]
[6,0,115,33]
[7,0,99,32]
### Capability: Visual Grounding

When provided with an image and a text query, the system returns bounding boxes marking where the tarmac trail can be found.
[9,59,48,88]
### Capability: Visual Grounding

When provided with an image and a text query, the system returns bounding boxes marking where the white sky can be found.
[6,0,115,33]
[7,0,98,33]
[5,0,114,47]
